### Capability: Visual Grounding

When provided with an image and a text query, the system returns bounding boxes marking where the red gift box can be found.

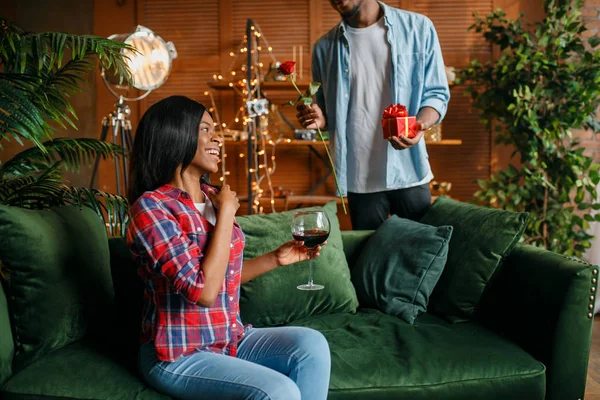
[382,104,418,139]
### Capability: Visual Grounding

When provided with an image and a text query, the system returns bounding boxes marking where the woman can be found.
[126,95,331,400]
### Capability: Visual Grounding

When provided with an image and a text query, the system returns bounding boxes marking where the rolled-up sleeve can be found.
[421,19,450,123]
[127,198,204,304]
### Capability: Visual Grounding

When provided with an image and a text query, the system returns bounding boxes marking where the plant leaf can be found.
[306,82,321,97]
[0,138,125,176]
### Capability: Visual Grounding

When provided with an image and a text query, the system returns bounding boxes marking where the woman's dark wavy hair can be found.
[128,95,211,204]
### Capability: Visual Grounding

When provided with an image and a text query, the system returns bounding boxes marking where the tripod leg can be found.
[112,120,122,196]
[124,120,134,151]
[90,117,110,189]
[121,121,130,196]
[122,120,134,195]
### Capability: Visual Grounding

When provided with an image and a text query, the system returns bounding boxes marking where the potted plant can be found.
[457,0,600,258]
[0,18,132,235]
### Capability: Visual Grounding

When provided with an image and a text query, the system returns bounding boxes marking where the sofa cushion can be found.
[0,205,114,371]
[340,230,375,272]
[237,201,359,327]
[1,339,169,400]
[419,196,529,321]
[351,216,452,324]
[289,309,546,400]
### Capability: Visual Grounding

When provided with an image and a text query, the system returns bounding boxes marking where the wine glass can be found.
[291,211,330,291]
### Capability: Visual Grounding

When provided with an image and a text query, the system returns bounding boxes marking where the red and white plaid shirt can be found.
[127,184,246,362]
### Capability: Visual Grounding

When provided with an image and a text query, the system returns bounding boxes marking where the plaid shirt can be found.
[126,184,246,362]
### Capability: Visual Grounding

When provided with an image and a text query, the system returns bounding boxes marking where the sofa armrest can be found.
[476,243,597,400]
[341,230,374,272]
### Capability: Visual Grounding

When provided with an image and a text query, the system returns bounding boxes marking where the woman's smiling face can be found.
[191,111,222,175]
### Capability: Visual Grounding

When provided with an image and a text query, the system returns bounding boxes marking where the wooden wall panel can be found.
[411,0,493,67]
[142,0,220,58]
[320,0,342,35]
[145,70,217,106]
[232,0,311,79]
[140,0,220,108]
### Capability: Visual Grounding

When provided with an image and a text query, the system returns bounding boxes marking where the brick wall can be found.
[577,0,600,160]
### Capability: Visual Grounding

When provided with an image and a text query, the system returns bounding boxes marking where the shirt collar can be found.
[157,183,219,202]
[156,184,188,200]
[338,1,391,35]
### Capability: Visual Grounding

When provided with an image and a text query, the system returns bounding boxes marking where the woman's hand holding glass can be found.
[273,240,326,267]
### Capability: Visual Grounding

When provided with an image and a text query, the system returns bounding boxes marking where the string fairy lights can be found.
[206,22,282,214]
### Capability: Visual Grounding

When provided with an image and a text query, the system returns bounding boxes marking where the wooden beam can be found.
[136,0,144,27]
[220,0,233,75]
[309,0,322,46]
[137,0,148,116]
[399,0,412,11]
[218,0,235,136]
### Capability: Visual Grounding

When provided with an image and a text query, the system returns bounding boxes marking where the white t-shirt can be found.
[345,17,393,193]
[194,193,217,226]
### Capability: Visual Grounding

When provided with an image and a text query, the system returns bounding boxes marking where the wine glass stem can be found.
[307,258,314,287]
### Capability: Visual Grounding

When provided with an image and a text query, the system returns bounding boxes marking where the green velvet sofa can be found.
[0,204,597,400]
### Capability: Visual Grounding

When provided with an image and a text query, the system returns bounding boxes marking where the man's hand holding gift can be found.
[388,122,427,150]
[382,104,438,150]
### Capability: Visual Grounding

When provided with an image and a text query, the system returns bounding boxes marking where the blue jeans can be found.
[139,326,331,400]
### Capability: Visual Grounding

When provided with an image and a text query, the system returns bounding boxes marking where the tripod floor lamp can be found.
[89,25,177,197]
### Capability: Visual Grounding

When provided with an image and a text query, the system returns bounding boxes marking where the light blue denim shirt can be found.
[312,2,450,195]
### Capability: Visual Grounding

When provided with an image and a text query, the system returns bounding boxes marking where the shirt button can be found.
[344,68,349,73]
[197,227,201,232]
[230,243,233,248]
[232,323,237,328]
[230,270,234,275]
[229,296,234,301]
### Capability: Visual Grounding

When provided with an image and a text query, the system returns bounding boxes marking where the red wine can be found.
[293,229,329,248]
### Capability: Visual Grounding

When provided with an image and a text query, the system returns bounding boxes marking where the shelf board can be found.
[208,80,312,91]
[225,139,327,146]
[427,139,462,145]
[224,139,462,146]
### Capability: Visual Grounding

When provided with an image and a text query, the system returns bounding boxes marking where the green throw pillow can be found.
[237,201,359,326]
[0,205,114,371]
[351,215,452,324]
[420,196,529,321]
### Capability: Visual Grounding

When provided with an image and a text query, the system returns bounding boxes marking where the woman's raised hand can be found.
[209,185,239,216]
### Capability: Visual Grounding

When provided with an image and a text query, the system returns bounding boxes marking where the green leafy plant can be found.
[457,0,600,257]
[0,18,133,235]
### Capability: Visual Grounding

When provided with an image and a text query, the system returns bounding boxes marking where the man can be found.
[297,0,450,230]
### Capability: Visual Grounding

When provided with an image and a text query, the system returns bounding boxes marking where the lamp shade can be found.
[107,25,177,91]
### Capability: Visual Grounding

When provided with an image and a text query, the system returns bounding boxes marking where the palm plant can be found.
[0,18,134,235]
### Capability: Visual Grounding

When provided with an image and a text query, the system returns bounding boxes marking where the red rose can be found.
[278,61,296,76]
